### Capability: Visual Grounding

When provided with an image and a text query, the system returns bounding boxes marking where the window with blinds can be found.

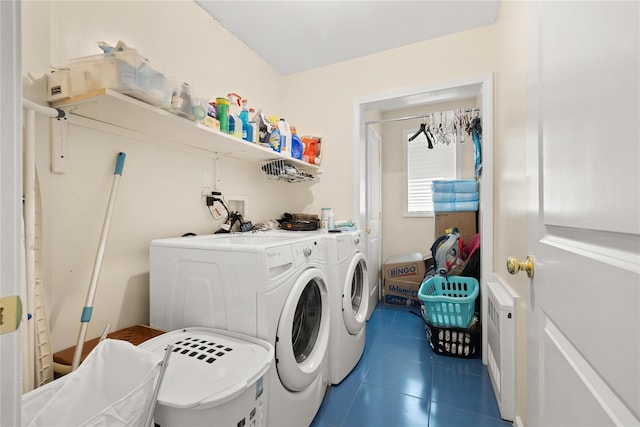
[404,129,457,216]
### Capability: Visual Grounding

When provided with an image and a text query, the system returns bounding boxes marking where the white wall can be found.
[493,1,529,422]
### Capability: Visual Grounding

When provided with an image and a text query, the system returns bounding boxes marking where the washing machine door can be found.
[342,252,369,335]
[276,267,330,392]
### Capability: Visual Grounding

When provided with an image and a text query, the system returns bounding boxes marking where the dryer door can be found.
[342,252,369,335]
[276,267,330,392]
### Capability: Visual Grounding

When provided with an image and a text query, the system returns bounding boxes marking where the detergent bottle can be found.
[267,116,280,152]
[248,108,257,143]
[302,136,320,164]
[269,122,281,152]
[290,125,303,160]
[278,118,292,157]
[239,99,251,142]
[215,97,230,133]
[227,93,243,139]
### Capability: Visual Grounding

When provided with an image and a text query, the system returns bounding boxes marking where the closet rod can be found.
[364,108,480,126]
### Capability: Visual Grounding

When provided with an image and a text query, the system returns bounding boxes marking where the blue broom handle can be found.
[114,152,126,175]
[71,152,126,371]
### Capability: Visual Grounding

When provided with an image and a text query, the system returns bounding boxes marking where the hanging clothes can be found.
[471,116,482,179]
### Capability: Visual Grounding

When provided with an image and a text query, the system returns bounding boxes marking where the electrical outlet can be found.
[201,187,212,206]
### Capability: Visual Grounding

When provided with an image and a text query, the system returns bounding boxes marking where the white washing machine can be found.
[149,233,331,427]
[325,230,369,384]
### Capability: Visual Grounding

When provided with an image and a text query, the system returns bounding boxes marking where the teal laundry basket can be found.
[418,275,479,328]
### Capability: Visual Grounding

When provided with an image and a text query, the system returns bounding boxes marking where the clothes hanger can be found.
[408,116,434,149]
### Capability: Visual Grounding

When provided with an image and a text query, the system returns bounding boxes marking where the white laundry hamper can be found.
[138,327,274,427]
[22,338,169,427]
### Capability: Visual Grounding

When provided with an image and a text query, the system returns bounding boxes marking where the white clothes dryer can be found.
[149,233,331,427]
[325,230,369,384]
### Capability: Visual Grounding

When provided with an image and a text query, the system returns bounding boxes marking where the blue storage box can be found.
[432,191,479,203]
[432,180,478,193]
[433,201,478,212]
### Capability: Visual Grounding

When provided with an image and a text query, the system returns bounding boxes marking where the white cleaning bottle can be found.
[278,118,292,157]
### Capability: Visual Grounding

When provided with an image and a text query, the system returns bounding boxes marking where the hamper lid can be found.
[138,327,274,409]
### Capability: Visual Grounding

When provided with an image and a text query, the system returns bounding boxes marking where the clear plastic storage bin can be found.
[69,49,174,108]
[164,82,209,123]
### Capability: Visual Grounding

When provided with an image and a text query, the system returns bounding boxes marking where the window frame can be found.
[403,128,462,217]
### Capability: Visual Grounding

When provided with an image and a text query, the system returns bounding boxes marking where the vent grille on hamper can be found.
[171,336,233,365]
[487,281,516,422]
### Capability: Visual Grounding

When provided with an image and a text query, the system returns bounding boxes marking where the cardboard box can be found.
[383,253,428,284]
[382,291,421,309]
[435,211,478,242]
[383,278,420,299]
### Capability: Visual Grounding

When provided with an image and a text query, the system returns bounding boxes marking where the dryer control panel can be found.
[291,239,327,266]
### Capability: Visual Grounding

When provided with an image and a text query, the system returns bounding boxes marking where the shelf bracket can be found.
[51,116,67,174]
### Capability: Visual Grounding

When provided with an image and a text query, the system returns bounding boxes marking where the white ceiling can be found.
[195,1,501,76]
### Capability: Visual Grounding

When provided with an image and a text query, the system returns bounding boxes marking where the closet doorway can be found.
[353,74,494,360]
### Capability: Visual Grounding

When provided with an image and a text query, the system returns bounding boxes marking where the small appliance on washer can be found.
[325,229,369,384]
[149,233,330,427]
[138,327,274,427]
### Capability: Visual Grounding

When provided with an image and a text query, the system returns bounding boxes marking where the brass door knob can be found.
[506,255,535,278]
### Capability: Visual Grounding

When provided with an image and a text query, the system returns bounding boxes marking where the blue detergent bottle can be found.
[228,115,236,135]
[290,125,303,160]
[240,100,251,142]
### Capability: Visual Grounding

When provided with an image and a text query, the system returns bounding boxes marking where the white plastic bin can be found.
[138,327,274,427]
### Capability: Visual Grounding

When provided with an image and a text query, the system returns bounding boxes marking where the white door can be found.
[527,2,640,425]
[1,1,23,425]
[365,126,382,319]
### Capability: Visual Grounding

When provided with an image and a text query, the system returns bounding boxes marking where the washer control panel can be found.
[291,238,326,265]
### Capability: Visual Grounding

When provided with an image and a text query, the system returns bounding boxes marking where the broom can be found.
[71,152,126,371]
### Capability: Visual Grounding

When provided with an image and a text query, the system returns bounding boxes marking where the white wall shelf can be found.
[52,89,319,177]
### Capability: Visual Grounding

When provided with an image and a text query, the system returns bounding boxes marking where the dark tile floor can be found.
[311,303,513,427]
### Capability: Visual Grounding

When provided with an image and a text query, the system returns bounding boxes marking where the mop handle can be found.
[71,152,126,371]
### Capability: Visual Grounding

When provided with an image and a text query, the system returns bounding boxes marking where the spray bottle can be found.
[227,93,243,139]
[239,99,252,142]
